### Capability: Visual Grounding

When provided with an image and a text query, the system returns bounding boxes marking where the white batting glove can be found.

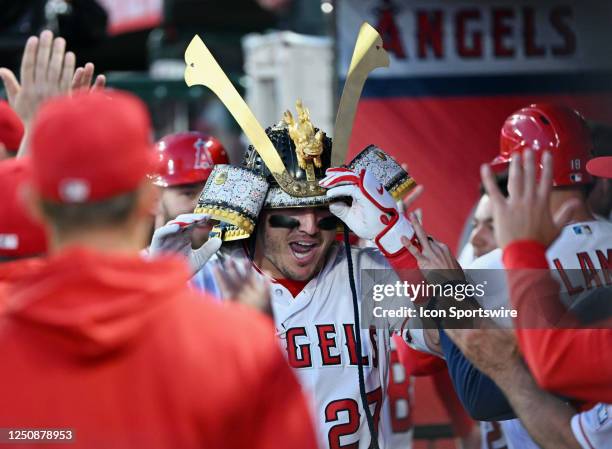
[150,213,222,274]
[319,167,415,257]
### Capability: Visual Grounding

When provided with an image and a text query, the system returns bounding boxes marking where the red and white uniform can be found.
[470,219,612,448]
[571,403,612,449]
[471,219,612,314]
[383,335,415,449]
[215,243,414,449]
[503,241,612,404]
[480,421,509,449]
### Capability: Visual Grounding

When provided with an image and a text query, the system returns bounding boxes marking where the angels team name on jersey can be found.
[552,248,612,295]
[281,323,380,369]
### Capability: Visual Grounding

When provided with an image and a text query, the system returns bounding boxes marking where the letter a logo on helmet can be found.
[491,103,593,186]
[152,132,228,187]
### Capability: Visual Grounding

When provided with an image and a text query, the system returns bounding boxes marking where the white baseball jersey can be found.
[383,336,414,449]
[212,243,414,449]
[469,219,612,449]
[190,259,221,298]
[470,219,612,314]
[571,403,612,449]
[499,419,541,449]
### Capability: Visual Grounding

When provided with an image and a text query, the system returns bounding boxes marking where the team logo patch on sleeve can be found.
[597,403,609,427]
[572,224,592,235]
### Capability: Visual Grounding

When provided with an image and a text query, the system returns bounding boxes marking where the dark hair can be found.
[480,171,593,197]
[479,173,509,198]
[41,191,138,234]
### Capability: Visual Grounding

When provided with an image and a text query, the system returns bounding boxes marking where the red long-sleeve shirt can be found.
[503,240,612,404]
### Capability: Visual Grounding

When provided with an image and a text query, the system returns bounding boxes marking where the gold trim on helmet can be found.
[193,206,255,236]
[390,178,417,201]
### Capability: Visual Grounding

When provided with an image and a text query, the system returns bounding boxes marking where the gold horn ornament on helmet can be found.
[184,35,324,197]
[184,22,416,199]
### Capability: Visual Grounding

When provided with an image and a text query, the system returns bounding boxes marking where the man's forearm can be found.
[493,360,580,449]
[438,329,515,421]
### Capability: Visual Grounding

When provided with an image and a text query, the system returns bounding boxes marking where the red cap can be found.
[587,156,612,179]
[0,158,47,258]
[30,91,156,203]
[0,100,24,152]
[152,132,228,187]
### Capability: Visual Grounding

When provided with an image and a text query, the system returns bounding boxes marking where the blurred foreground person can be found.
[0,91,318,449]
[0,101,24,159]
[0,158,47,299]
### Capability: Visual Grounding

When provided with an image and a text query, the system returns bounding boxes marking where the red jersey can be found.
[503,240,612,404]
[0,258,46,315]
[0,246,318,449]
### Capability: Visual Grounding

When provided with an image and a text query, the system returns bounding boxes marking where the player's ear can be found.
[135,179,160,219]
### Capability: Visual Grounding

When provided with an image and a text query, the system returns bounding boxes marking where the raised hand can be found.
[72,62,106,92]
[480,150,578,249]
[0,30,106,133]
[214,259,273,317]
[149,213,222,274]
[320,167,415,257]
[401,213,464,283]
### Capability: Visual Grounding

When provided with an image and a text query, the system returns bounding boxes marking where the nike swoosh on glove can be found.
[319,167,415,257]
[149,213,222,274]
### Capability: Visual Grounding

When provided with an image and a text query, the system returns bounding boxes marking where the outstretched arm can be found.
[444,325,581,449]
[439,329,515,421]
[488,358,580,449]
[0,30,105,157]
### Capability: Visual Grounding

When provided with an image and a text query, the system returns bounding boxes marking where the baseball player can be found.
[480,144,612,399]
[153,131,229,235]
[407,104,612,449]
[151,131,229,294]
[571,403,611,449]
[0,91,318,449]
[486,144,612,449]
[154,105,424,448]
[447,150,612,449]
[0,157,47,298]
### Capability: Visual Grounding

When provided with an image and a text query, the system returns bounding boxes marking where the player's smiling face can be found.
[255,207,337,282]
[470,194,497,258]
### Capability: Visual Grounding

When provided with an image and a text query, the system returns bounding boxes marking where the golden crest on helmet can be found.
[283,100,324,171]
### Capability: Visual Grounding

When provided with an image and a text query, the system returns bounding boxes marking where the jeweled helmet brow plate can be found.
[194,165,268,240]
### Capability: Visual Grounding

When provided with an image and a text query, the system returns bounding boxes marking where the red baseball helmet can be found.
[491,104,593,186]
[152,132,229,187]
